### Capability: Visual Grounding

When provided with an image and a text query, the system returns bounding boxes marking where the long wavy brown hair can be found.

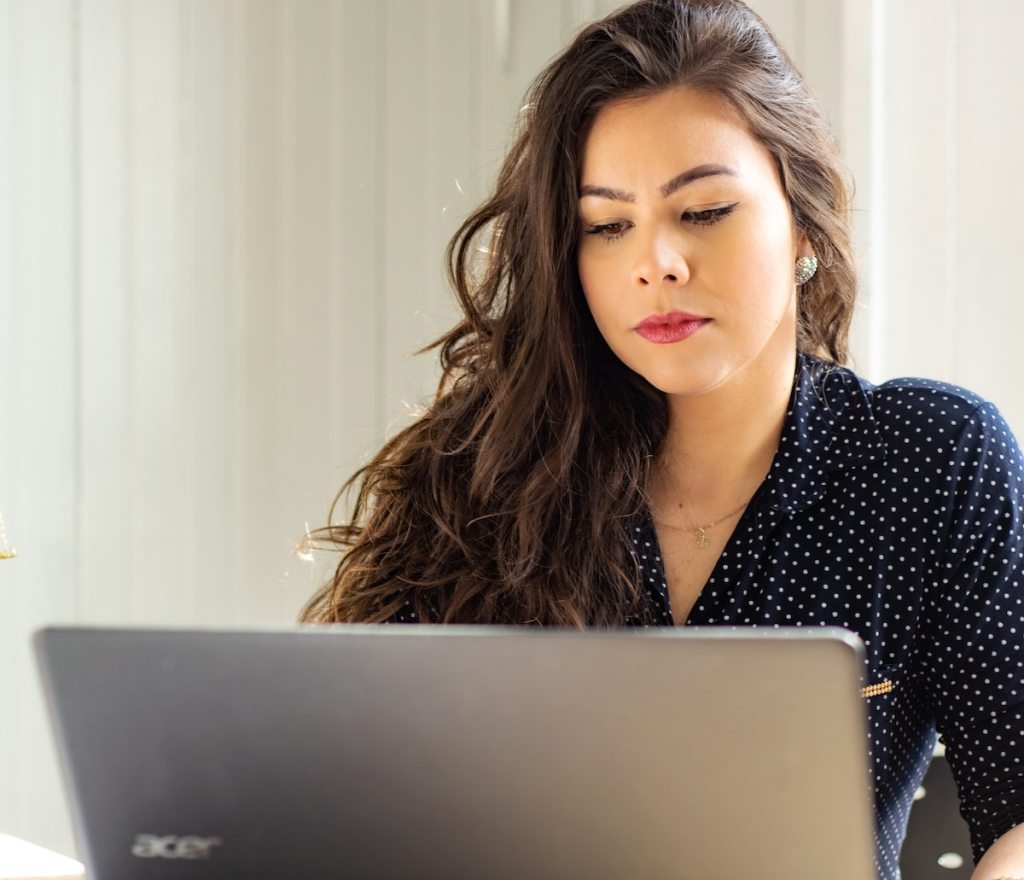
[301,0,856,626]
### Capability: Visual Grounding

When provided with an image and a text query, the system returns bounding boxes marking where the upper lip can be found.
[634,310,710,331]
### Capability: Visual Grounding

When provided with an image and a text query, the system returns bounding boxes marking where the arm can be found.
[973,824,1024,880]
[923,402,1024,864]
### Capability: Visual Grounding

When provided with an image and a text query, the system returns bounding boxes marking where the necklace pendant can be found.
[694,527,711,548]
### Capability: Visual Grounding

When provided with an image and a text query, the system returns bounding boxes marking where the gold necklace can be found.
[653,497,752,549]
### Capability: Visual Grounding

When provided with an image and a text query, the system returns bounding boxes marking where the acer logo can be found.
[131,834,223,860]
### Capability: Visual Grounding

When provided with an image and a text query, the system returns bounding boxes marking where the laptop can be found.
[35,625,876,880]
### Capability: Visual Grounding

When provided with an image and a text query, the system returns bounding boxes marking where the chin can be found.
[640,365,732,398]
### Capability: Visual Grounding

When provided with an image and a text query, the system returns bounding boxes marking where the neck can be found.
[652,347,798,512]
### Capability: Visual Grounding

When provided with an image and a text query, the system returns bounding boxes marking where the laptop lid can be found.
[35,625,875,880]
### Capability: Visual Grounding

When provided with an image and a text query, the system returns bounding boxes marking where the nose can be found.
[632,229,690,289]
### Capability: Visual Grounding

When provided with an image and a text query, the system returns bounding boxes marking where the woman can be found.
[302,1,1024,876]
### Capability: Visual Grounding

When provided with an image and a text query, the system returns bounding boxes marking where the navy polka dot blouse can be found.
[389,353,1024,879]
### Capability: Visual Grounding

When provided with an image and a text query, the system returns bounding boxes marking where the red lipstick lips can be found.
[635,310,711,344]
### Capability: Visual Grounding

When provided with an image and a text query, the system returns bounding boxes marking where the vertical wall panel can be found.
[381,1,441,423]
[237,0,307,621]
[286,0,345,602]
[0,0,15,505]
[271,0,306,613]
[476,0,565,164]
[79,0,131,623]
[324,0,384,531]
[237,0,279,621]
[290,0,332,526]
[224,0,248,618]
[798,0,843,134]
[880,1,956,387]
[0,0,14,848]
[186,0,236,623]
[870,0,1024,432]
[952,0,1024,430]
[0,0,18,846]
[0,0,79,857]
[125,0,191,622]
[838,0,885,378]
[422,0,475,348]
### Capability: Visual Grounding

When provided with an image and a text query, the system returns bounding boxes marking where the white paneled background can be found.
[1,0,1023,858]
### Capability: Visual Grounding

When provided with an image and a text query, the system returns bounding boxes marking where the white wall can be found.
[0,0,80,856]
[2,0,1022,858]
[876,0,1024,422]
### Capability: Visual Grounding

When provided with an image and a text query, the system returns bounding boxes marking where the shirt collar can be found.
[760,353,888,516]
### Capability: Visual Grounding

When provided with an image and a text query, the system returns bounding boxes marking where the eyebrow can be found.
[578,163,738,203]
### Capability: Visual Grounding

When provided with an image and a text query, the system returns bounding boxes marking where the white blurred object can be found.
[937,851,964,870]
[0,506,15,559]
[0,835,84,879]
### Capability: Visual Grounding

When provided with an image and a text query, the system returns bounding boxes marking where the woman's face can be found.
[577,86,808,397]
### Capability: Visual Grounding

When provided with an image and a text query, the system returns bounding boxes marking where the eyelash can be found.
[584,204,737,243]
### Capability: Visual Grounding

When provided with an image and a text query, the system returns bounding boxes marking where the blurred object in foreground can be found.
[0,506,17,559]
[0,833,84,879]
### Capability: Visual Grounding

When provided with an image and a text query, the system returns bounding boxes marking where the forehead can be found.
[580,86,777,188]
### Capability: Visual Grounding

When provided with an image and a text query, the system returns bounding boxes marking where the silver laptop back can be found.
[35,625,875,880]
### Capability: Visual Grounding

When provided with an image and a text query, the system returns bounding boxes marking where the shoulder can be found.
[869,374,992,434]
[790,356,1024,494]
[868,379,1024,496]
[868,378,1022,482]
[807,356,1008,447]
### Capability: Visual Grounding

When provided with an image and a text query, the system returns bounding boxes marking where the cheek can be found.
[719,213,796,307]
[577,254,592,295]
[578,255,615,323]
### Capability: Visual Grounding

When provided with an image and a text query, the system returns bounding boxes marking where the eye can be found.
[683,204,737,227]
[583,220,632,243]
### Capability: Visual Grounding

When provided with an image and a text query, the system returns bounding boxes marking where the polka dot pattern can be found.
[630,355,1024,878]
[387,354,1024,879]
